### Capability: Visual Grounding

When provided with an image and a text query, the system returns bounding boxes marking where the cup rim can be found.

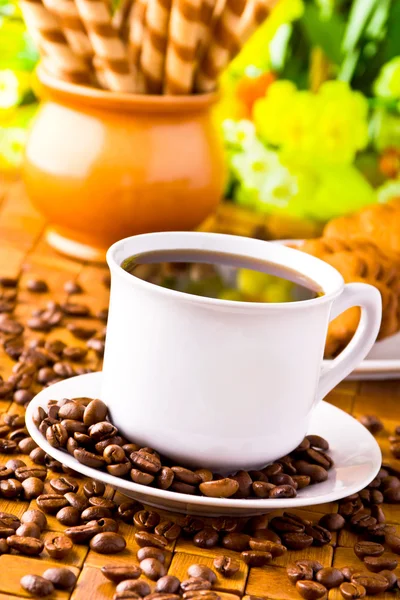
[106,232,344,311]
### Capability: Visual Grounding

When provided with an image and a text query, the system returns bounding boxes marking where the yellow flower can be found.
[253,81,297,146]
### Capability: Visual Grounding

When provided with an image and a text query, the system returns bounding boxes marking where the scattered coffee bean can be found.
[140,557,167,581]
[359,415,383,434]
[7,535,44,555]
[199,479,239,498]
[354,541,385,559]
[315,567,344,588]
[364,555,398,572]
[21,509,47,530]
[89,532,126,553]
[319,513,345,531]
[137,546,167,563]
[43,567,77,590]
[101,565,142,583]
[83,479,106,497]
[156,575,181,593]
[286,562,314,584]
[241,550,272,567]
[135,531,168,549]
[15,523,41,538]
[20,574,54,597]
[339,582,367,599]
[56,506,81,526]
[351,572,389,594]
[380,569,398,589]
[44,534,73,559]
[193,528,219,549]
[181,577,212,592]
[37,493,68,514]
[187,565,216,584]
[296,580,327,599]
[281,532,313,550]
[115,580,151,596]
[222,533,250,552]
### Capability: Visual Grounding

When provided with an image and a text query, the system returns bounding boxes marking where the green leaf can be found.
[342,0,379,53]
[365,0,391,39]
[299,3,345,65]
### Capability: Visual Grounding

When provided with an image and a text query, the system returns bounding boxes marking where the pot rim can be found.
[37,66,220,113]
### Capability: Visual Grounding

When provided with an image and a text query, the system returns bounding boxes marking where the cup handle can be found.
[316,282,382,401]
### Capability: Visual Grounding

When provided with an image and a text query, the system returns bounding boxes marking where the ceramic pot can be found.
[23,68,226,261]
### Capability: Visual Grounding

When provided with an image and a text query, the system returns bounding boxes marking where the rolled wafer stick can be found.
[112,0,135,37]
[41,0,93,60]
[164,0,202,94]
[235,0,276,53]
[140,0,172,94]
[195,0,247,93]
[74,0,136,92]
[128,0,148,92]
[196,0,224,62]
[19,0,92,83]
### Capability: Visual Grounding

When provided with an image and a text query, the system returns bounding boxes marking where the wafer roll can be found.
[164,0,201,94]
[140,0,172,94]
[19,0,92,83]
[74,0,135,92]
[42,0,93,60]
[196,0,223,61]
[128,0,148,92]
[195,0,247,92]
[112,0,134,37]
[235,0,276,53]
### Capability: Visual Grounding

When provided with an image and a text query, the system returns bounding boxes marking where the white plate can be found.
[273,240,400,380]
[26,372,381,517]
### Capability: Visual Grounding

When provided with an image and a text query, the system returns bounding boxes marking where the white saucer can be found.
[26,372,381,517]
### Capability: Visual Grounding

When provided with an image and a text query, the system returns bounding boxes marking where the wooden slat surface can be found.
[0,175,398,599]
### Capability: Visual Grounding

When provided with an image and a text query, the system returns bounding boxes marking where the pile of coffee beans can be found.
[35,396,334,500]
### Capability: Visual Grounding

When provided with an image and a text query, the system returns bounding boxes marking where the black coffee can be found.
[121,249,323,303]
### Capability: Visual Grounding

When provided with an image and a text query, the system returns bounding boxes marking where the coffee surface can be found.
[121,249,323,303]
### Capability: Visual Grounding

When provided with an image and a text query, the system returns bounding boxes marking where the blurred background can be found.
[1,0,399,225]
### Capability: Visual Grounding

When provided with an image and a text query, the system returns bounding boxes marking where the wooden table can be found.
[0,175,399,599]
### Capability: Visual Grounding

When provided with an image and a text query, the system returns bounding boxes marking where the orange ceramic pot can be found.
[23,68,226,261]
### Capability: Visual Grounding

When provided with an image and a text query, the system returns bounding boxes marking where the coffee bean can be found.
[64,492,89,511]
[269,485,297,498]
[74,448,107,469]
[118,500,143,523]
[135,531,168,549]
[37,494,68,514]
[32,406,46,427]
[187,565,216,584]
[89,497,116,512]
[22,477,44,500]
[15,523,41,538]
[140,557,166,581]
[350,511,377,531]
[43,567,77,590]
[380,570,398,589]
[64,280,83,294]
[315,567,344,588]
[287,563,314,584]
[101,565,142,583]
[354,541,384,559]
[293,461,328,483]
[181,577,211,592]
[282,532,313,550]
[56,506,81,526]
[210,517,238,534]
[30,447,46,465]
[270,473,297,488]
[14,389,34,405]
[50,476,79,494]
[0,526,15,538]
[65,523,101,543]
[339,582,367,599]
[27,279,48,293]
[0,513,20,530]
[137,547,166,564]
[133,510,160,531]
[305,448,333,470]
[104,445,126,464]
[81,506,112,521]
[97,436,124,454]
[359,415,383,434]
[296,581,327,600]
[0,478,22,498]
[0,318,23,335]
[342,567,358,582]
[385,533,400,554]
[269,515,305,533]
[248,539,286,557]
[116,580,151,596]
[21,509,47,530]
[303,524,331,546]
[176,516,205,536]
[88,421,118,441]
[20,574,54,597]
[15,466,47,482]
[0,439,17,453]
[58,401,85,421]
[130,469,155,485]
[199,479,239,498]
[319,513,345,531]
[156,466,174,490]
[170,482,197,495]
[83,479,106,497]
[193,528,219,549]
[67,324,97,340]
[171,466,201,486]
[384,487,400,503]
[306,435,329,450]
[155,521,181,541]
[130,450,161,474]
[213,555,240,577]
[7,535,44,555]
[90,532,126,553]
[251,529,281,544]
[181,593,218,600]
[339,497,363,518]
[156,576,181,593]
[370,505,385,523]
[222,533,250,552]
[351,572,389,594]
[44,534,73,559]
[252,482,275,498]
[0,539,8,554]
[241,550,272,567]
[364,555,398,572]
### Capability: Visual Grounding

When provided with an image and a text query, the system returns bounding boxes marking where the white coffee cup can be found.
[103,232,381,472]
